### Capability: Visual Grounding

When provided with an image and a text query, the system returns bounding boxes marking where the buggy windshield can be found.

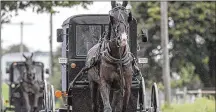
[76,25,108,56]
[12,64,43,84]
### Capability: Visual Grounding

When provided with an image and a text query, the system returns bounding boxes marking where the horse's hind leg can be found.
[100,79,112,112]
[90,81,99,112]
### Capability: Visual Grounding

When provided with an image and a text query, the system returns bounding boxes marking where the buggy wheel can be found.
[150,83,159,112]
[50,85,55,111]
[138,77,146,112]
[43,81,49,111]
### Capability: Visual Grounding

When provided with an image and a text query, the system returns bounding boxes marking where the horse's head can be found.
[23,53,35,80]
[108,1,133,47]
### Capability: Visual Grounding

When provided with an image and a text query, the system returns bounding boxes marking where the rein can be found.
[118,40,124,96]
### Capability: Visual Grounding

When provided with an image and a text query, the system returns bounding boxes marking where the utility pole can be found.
[4,22,33,54]
[49,1,54,76]
[160,1,171,105]
[20,22,23,53]
[0,0,2,111]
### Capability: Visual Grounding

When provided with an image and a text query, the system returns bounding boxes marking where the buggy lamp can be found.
[55,90,62,98]
[55,90,68,98]
[11,83,15,88]
[71,63,76,68]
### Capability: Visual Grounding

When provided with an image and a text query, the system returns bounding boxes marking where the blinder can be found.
[108,6,131,46]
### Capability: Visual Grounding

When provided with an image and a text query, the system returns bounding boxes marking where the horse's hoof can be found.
[32,107,37,112]
[104,107,112,112]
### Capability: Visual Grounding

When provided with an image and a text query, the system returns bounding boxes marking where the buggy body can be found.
[3,61,55,112]
[56,14,159,112]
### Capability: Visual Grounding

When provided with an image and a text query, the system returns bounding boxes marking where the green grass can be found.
[2,83,10,107]
[161,97,215,112]
[2,83,9,100]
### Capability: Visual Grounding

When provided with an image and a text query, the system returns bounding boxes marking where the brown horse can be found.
[86,1,134,112]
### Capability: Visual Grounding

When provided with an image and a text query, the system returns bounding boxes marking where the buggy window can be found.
[13,66,22,84]
[6,62,13,71]
[76,25,101,56]
[105,25,109,32]
[34,65,43,81]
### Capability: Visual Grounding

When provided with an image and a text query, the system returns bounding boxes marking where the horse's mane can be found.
[107,22,112,40]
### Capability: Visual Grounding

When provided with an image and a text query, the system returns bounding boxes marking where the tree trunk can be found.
[208,41,216,87]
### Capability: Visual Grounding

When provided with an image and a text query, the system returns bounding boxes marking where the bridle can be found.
[22,61,36,84]
[108,6,130,47]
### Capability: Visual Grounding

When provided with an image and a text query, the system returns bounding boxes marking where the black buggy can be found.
[3,61,55,112]
[56,13,160,112]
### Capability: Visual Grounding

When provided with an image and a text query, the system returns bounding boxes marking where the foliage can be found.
[49,46,61,90]
[1,1,92,23]
[131,1,216,87]
[4,44,29,54]
[161,97,215,112]
[171,63,202,89]
[48,46,64,107]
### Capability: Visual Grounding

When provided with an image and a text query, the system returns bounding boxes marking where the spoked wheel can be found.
[138,77,146,112]
[150,83,160,112]
[50,85,55,112]
[43,81,49,112]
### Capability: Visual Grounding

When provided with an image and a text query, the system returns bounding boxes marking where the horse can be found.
[86,1,135,112]
[20,53,44,112]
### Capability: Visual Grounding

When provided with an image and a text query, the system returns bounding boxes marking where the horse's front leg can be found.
[111,89,123,112]
[100,78,111,112]
[122,70,132,112]
[33,93,40,112]
[23,91,31,112]
[33,84,41,112]
[90,81,99,112]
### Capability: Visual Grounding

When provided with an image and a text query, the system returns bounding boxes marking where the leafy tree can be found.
[1,1,92,24]
[49,46,61,90]
[132,1,216,87]
[4,44,29,53]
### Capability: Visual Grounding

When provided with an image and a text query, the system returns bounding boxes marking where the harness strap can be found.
[102,48,132,66]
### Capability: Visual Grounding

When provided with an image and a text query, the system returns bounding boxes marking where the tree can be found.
[49,45,61,90]
[4,44,29,54]
[1,1,92,24]
[132,1,216,87]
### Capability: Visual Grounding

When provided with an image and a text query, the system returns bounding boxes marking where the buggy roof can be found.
[10,61,44,67]
[62,14,109,26]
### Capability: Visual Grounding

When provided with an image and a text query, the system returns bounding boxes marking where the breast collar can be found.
[101,42,132,66]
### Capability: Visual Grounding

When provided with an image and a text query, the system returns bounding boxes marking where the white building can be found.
[1,52,50,82]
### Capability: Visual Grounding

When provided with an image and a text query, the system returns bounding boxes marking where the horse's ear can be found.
[111,1,116,9]
[128,11,133,23]
[30,53,33,59]
[122,1,128,7]
[23,54,27,59]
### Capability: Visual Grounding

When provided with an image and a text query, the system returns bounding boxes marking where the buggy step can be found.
[39,110,59,112]
[55,108,72,112]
